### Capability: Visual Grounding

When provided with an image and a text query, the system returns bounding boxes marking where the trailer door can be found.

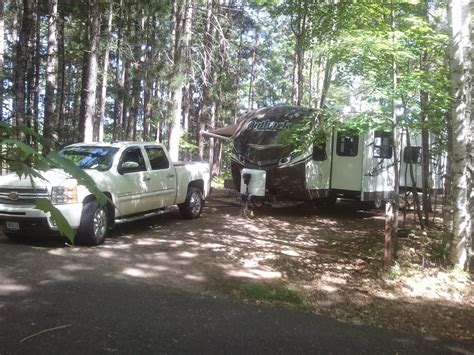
[330,132,363,192]
[361,131,395,201]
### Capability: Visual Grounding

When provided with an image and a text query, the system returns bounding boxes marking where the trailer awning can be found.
[201,124,239,141]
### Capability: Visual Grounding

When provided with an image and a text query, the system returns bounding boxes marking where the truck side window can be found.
[118,147,147,174]
[336,133,358,157]
[373,131,393,159]
[403,146,422,164]
[145,146,170,170]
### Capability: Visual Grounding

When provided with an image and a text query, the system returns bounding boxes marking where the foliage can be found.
[0,123,110,243]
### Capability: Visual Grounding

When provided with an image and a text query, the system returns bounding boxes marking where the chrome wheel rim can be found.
[189,192,202,216]
[93,208,107,239]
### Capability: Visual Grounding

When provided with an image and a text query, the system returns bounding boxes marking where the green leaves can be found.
[35,198,75,244]
[46,152,109,207]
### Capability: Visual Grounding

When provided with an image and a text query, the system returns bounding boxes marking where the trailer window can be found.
[312,141,327,161]
[145,146,170,170]
[373,131,393,159]
[336,133,358,156]
[403,146,422,164]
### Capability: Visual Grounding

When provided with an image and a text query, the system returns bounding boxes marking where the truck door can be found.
[144,145,176,208]
[116,146,150,215]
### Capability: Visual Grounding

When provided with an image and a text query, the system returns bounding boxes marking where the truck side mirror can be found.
[119,161,140,174]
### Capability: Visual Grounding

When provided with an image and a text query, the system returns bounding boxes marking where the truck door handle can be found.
[167,174,174,178]
[143,175,151,181]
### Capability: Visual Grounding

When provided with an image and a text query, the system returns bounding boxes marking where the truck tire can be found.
[179,187,203,219]
[76,199,108,246]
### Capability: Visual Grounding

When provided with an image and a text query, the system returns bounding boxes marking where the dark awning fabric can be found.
[201,125,238,140]
[201,106,318,141]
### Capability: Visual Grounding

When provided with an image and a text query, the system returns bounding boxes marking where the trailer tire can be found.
[374,198,385,210]
[179,187,203,219]
[76,199,108,246]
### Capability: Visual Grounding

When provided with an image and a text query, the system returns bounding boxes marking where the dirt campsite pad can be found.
[3,189,472,342]
[92,188,472,342]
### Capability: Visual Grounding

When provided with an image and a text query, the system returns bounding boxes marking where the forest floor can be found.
[170,188,473,342]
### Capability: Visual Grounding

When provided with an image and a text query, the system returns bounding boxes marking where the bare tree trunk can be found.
[121,60,130,141]
[0,0,4,125]
[247,12,259,110]
[57,14,66,142]
[446,0,472,269]
[112,1,123,141]
[385,1,400,268]
[197,0,216,161]
[79,0,100,143]
[142,16,155,142]
[290,1,306,106]
[168,0,192,161]
[43,0,58,152]
[95,1,113,142]
[13,0,34,139]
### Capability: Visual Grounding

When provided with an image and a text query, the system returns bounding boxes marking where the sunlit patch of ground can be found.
[1,190,472,341]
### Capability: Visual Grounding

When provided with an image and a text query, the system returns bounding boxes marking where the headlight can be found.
[51,186,78,204]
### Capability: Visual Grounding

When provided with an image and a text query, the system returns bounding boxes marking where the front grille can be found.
[0,187,50,206]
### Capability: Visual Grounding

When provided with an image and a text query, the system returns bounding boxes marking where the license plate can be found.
[6,221,19,230]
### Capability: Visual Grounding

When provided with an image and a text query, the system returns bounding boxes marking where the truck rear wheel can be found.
[179,187,203,219]
[76,199,108,246]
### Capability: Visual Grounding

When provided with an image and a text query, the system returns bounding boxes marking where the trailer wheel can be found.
[374,198,385,209]
[324,193,337,207]
[179,187,203,219]
[76,199,108,246]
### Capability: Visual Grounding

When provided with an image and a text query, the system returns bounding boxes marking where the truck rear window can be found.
[60,146,119,171]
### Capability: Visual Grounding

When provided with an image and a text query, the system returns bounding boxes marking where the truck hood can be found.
[0,169,73,190]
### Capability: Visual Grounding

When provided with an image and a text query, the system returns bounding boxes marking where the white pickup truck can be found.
[0,142,210,245]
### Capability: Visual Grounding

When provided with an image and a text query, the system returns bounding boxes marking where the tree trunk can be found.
[78,0,100,143]
[197,0,216,161]
[57,13,66,142]
[446,0,472,269]
[290,1,306,106]
[43,0,58,152]
[121,60,130,141]
[95,1,113,142]
[0,0,4,125]
[13,0,34,138]
[385,1,400,268]
[168,0,192,161]
[112,0,123,141]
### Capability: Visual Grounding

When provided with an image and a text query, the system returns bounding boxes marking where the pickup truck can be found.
[0,142,210,245]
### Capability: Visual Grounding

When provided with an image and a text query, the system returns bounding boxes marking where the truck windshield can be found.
[60,146,119,171]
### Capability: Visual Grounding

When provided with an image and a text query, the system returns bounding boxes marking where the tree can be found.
[95,0,113,142]
[13,0,34,140]
[168,0,193,161]
[445,0,472,270]
[79,0,100,143]
[43,0,59,152]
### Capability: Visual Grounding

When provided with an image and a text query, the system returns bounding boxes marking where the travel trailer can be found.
[399,132,445,194]
[205,106,396,207]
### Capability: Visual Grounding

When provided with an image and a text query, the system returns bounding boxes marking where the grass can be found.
[239,282,306,305]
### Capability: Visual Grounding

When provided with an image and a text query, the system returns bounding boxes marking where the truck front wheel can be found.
[179,187,203,219]
[76,199,108,246]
